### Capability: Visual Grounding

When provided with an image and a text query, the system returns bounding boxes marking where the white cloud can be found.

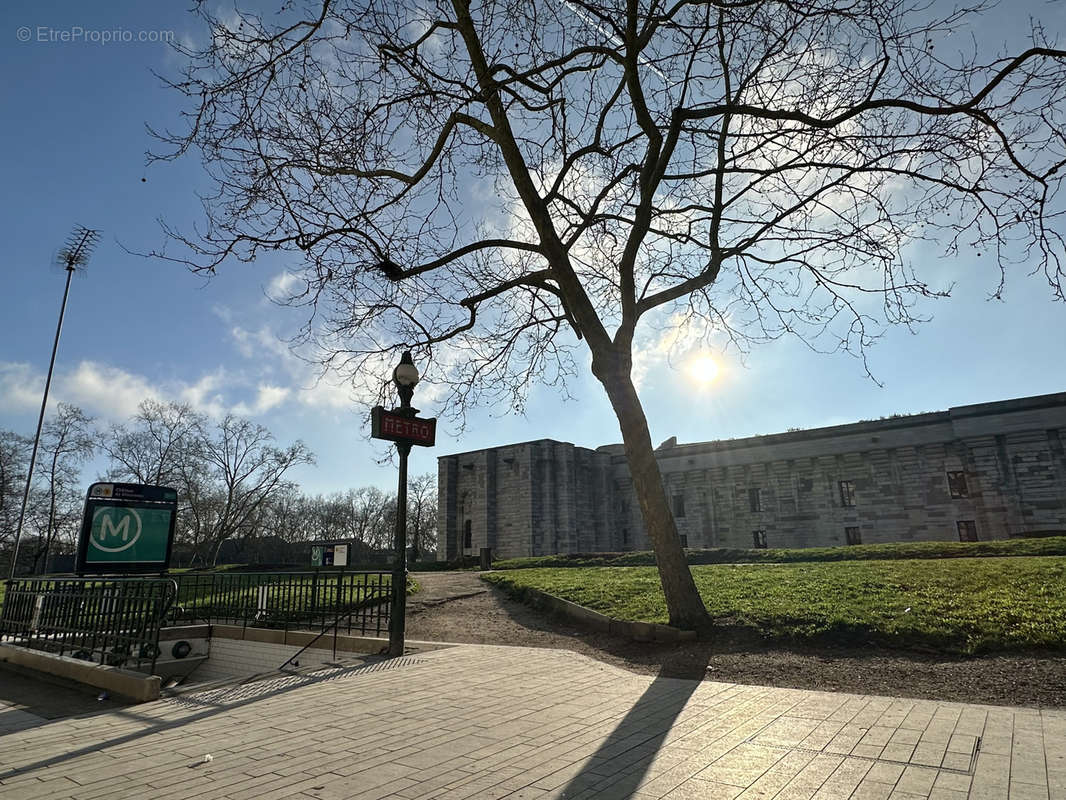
[299,377,355,410]
[233,383,291,416]
[0,363,46,413]
[253,384,290,412]
[0,360,298,423]
[61,361,164,419]
[227,323,360,411]
[176,370,229,418]
[230,325,254,358]
[266,270,304,302]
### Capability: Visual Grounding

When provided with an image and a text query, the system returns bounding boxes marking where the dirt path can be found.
[406,571,1066,708]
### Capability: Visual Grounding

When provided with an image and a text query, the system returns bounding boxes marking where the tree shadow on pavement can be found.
[557,649,712,798]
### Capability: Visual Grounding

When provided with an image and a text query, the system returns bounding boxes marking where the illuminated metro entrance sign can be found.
[75,483,178,574]
[371,406,437,447]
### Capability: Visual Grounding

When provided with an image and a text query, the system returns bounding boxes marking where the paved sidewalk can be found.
[0,644,1062,799]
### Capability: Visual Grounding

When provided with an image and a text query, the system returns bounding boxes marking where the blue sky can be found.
[2,1,1065,496]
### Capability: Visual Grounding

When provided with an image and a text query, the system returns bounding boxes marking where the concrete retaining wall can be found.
[511,586,697,643]
[194,625,389,682]
[0,644,161,702]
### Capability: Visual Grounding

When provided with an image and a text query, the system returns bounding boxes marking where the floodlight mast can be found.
[9,226,100,579]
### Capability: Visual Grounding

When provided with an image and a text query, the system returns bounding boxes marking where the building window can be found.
[839,480,856,507]
[679,534,688,548]
[957,520,978,542]
[947,471,969,499]
[749,488,763,512]
[752,530,767,549]
[463,520,472,549]
[673,494,686,518]
[845,526,862,545]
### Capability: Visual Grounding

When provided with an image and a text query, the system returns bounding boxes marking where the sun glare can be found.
[686,354,720,385]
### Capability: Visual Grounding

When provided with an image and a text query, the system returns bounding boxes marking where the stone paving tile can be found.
[731,751,814,800]
[1008,783,1051,800]
[852,781,894,800]
[0,644,1063,800]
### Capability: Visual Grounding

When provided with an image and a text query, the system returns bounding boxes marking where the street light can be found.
[393,351,420,411]
[388,350,418,656]
[9,226,100,579]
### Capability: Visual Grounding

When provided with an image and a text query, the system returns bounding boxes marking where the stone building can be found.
[437,391,1066,560]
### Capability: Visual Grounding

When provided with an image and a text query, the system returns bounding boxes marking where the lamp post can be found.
[388,351,419,656]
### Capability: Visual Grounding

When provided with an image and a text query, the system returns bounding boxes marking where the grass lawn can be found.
[484,556,1066,654]
[491,535,1066,570]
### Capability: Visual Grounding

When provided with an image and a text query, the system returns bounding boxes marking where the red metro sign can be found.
[371,406,437,447]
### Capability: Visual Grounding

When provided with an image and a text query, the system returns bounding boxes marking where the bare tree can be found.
[408,473,438,560]
[261,483,309,544]
[26,404,95,572]
[103,399,205,487]
[104,399,213,563]
[174,464,221,566]
[343,486,394,549]
[156,0,1066,627]
[195,415,314,562]
[0,431,30,548]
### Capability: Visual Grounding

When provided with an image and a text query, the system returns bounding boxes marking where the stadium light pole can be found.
[388,351,419,657]
[9,226,100,579]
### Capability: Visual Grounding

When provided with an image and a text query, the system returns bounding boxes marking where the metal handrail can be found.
[0,577,177,673]
[168,571,391,636]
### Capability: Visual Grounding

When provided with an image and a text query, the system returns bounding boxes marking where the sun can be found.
[685,354,720,385]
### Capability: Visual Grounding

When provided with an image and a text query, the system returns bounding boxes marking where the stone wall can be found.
[437,392,1066,560]
[438,439,616,560]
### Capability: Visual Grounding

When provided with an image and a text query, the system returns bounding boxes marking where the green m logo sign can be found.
[90,507,143,553]
[77,483,177,572]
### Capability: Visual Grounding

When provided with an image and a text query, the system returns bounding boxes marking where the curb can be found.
[511,586,697,643]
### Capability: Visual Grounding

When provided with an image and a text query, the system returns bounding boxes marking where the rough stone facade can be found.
[437,392,1066,560]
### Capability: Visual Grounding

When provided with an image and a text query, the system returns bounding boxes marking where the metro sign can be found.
[371,406,436,447]
[76,483,178,574]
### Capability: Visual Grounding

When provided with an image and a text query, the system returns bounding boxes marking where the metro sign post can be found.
[75,483,178,575]
[370,351,436,656]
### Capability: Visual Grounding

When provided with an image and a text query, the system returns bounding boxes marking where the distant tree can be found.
[407,473,438,561]
[102,399,204,487]
[0,430,30,548]
[194,415,314,564]
[343,486,394,550]
[260,483,308,544]
[103,399,210,562]
[25,404,95,572]
[158,1,1066,627]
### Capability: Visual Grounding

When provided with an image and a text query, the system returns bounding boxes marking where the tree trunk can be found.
[594,360,710,630]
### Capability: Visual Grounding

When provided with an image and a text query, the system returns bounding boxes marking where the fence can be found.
[168,571,391,637]
[0,577,177,673]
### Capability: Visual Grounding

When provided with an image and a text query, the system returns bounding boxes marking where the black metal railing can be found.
[168,571,391,636]
[0,577,176,673]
